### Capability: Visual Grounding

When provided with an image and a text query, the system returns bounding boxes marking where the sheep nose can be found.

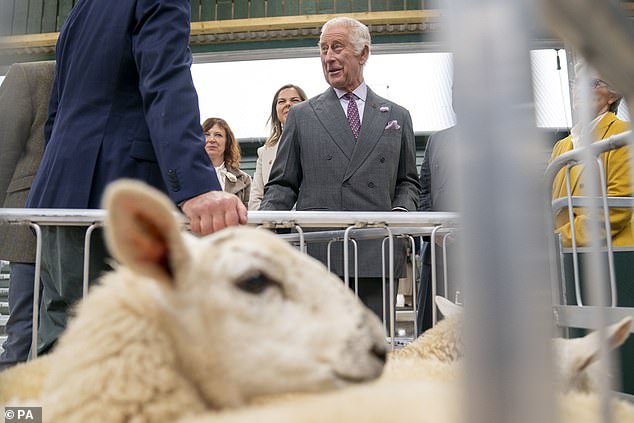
[371,343,387,363]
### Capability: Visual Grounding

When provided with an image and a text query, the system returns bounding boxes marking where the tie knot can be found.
[344,92,356,101]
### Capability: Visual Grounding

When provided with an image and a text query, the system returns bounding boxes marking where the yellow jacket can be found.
[551,112,633,247]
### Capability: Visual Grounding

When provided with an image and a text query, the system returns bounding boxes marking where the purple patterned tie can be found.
[344,93,361,139]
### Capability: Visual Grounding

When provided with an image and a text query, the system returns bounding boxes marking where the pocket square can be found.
[385,120,400,130]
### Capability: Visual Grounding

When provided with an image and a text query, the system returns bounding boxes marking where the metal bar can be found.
[565,165,583,306]
[343,226,354,290]
[430,225,440,326]
[544,130,632,184]
[327,239,333,272]
[0,209,460,228]
[408,235,418,336]
[28,223,42,360]
[573,65,614,420]
[352,239,358,299]
[596,159,618,307]
[293,224,306,253]
[553,305,634,332]
[275,226,456,242]
[82,224,100,298]
[385,226,395,349]
[442,232,450,298]
[449,2,555,423]
[381,236,387,333]
[551,196,634,211]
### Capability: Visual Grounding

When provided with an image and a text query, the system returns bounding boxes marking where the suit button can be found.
[368,182,375,188]
[326,155,333,160]
[379,157,385,163]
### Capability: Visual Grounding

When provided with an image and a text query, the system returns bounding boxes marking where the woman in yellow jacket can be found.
[550,76,632,247]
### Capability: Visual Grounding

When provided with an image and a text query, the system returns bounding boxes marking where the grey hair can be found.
[319,17,371,57]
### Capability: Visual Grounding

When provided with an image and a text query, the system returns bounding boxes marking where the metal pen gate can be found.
[0,209,459,358]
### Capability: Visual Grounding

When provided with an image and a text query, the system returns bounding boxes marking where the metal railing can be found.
[0,209,459,358]
[545,130,634,309]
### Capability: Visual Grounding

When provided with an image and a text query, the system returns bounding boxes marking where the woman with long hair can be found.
[248,84,307,210]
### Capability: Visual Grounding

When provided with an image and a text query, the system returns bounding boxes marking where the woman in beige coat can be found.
[248,84,307,210]
[203,117,251,208]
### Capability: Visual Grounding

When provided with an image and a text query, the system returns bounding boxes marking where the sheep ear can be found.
[569,317,633,373]
[102,180,189,286]
[435,296,463,318]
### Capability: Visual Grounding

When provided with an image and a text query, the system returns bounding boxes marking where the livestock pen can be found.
[2,1,634,422]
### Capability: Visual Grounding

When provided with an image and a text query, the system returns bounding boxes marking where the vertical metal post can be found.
[448,2,555,423]
[29,223,42,360]
[575,64,615,419]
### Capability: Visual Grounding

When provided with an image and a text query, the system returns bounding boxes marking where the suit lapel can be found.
[344,88,389,181]
[312,88,354,159]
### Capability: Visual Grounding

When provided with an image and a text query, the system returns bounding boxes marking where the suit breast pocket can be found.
[382,128,402,139]
[130,140,158,163]
[6,175,34,193]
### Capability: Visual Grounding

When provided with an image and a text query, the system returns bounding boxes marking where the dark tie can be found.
[344,93,361,139]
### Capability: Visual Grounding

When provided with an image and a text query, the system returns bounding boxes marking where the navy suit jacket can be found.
[28,0,219,209]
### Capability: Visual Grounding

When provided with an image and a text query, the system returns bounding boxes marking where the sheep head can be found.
[554,316,632,392]
[103,180,387,408]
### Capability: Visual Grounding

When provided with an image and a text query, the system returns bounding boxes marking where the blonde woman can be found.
[248,84,307,210]
[203,117,251,208]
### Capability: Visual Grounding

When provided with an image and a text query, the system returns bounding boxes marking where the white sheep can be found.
[179,378,634,423]
[1,181,632,423]
[1,180,387,422]
[179,294,634,423]
[390,296,632,393]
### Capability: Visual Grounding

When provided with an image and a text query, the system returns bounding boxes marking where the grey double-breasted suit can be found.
[260,86,420,277]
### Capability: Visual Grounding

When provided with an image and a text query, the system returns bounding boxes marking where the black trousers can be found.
[345,276,398,330]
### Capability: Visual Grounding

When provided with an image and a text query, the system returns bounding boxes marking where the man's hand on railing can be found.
[181,191,248,235]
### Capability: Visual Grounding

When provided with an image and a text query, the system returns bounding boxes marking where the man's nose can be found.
[324,48,335,62]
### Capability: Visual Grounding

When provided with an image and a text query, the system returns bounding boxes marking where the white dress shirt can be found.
[334,82,367,124]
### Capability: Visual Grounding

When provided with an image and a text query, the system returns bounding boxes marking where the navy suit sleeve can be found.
[419,135,433,211]
[132,0,220,204]
[259,107,302,210]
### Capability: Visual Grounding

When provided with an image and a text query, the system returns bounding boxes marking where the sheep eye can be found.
[236,272,276,295]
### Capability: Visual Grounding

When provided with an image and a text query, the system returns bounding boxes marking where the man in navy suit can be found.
[27,0,247,354]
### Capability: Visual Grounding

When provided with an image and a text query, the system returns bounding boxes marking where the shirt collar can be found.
[334,81,367,102]
[571,112,607,149]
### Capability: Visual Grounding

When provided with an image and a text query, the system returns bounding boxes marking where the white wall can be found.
[190,50,588,139]
[5,50,627,137]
